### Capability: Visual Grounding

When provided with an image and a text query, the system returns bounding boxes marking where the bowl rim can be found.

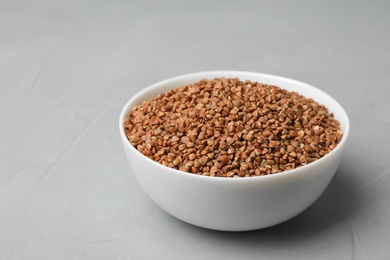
[119,71,350,182]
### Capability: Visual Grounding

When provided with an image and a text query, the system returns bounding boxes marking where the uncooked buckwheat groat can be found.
[124,78,343,177]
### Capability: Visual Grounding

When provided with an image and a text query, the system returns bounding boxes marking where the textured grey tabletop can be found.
[1,0,389,259]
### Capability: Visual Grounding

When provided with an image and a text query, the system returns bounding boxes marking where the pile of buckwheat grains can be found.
[124,78,343,177]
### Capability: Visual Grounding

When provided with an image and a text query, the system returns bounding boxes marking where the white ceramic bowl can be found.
[119,71,350,231]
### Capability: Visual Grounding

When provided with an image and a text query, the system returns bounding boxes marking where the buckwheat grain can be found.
[124,78,343,177]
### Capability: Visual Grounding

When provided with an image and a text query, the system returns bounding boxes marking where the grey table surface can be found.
[1,0,389,259]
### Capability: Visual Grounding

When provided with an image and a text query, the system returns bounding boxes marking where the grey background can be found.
[1,0,389,259]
